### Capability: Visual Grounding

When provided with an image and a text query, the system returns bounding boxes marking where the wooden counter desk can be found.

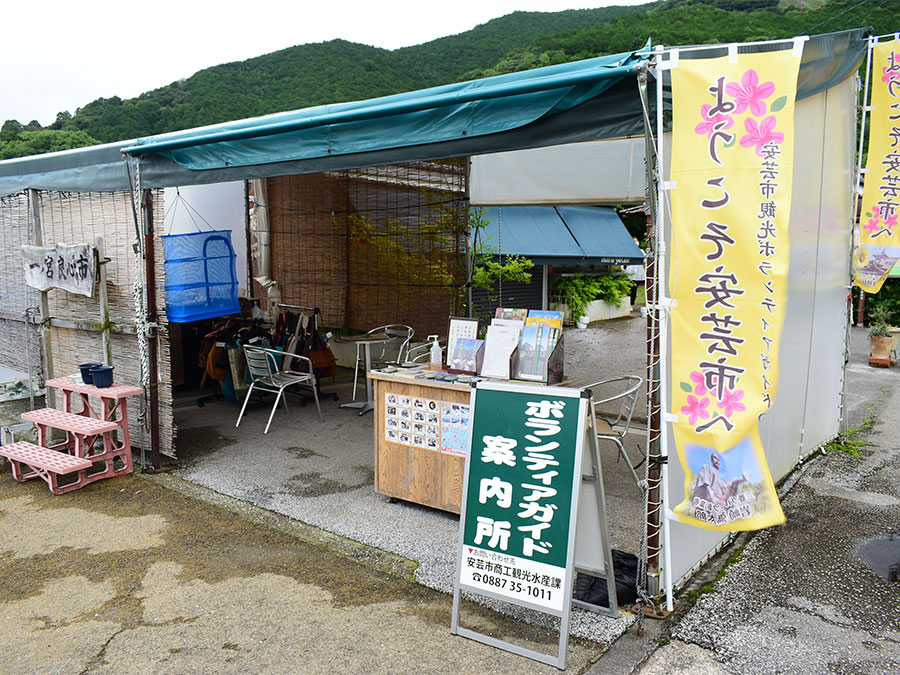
[369,370,471,513]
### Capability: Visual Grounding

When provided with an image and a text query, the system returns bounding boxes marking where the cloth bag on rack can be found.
[302,329,336,382]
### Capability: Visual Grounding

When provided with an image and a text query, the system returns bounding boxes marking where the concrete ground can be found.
[168,315,648,646]
[0,312,649,673]
[1,316,897,673]
[0,463,605,673]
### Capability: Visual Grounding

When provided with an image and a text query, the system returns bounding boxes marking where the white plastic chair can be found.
[586,376,644,487]
[236,345,323,434]
[351,324,414,399]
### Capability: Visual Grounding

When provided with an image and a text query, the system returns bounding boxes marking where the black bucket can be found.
[90,365,114,388]
[79,362,102,384]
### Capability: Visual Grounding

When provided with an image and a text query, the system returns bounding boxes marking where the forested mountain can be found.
[0,3,656,158]
[465,0,899,77]
[0,0,894,159]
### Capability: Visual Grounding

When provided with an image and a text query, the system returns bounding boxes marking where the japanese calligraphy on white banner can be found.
[22,243,96,297]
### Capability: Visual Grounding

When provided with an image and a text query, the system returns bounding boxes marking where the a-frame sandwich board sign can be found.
[450,380,617,669]
[573,392,619,619]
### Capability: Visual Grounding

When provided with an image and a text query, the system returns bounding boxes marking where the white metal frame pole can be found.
[654,44,675,612]
[29,188,56,411]
[846,36,873,439]
[855,36,874,214]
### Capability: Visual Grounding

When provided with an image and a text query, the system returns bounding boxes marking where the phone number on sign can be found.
[470,572,553,601]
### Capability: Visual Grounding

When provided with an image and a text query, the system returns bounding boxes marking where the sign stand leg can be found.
[572,405,619,617]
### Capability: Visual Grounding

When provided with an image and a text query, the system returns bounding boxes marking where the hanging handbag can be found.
[301,328,336,381]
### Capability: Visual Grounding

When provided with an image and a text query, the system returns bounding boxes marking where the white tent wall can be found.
[790,74,856,458]
[0,192,42,376]
[469,137,647,206]
[664,74,857,588]
[162,182,248,296]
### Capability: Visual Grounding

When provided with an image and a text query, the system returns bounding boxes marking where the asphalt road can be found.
[640,385,900,674]
[595,326,900,674]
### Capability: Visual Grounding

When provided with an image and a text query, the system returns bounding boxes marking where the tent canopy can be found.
[0,28,867,198]
[477,206,644,265]
[122,50,647,170]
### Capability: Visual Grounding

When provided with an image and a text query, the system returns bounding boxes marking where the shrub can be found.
[553,272,633,321]
[863,279,900,326]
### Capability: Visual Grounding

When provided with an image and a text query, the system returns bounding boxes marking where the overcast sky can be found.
[2,0,648,127]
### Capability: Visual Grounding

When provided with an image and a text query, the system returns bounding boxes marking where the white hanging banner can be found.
[469,138,646,205]
[22,243,96,297]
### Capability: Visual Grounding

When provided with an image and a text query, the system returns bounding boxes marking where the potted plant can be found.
[552,273,634,327]
[868,322,894,367]
[868,301,900,355]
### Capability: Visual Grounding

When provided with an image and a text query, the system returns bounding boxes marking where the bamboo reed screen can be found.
[265,160,468,338]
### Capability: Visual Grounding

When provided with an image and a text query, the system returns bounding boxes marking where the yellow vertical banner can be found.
[854,38,900,293]
[669,49,802,531]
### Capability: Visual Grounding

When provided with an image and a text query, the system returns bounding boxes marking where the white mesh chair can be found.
[351,324,414,400]
[236,345,323,434]
[586,376,644,487]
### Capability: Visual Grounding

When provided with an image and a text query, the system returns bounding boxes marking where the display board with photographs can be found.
[384,391,470,455]
[440,401,471,456]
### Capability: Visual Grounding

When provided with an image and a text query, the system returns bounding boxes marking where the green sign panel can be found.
[458,382,585,613]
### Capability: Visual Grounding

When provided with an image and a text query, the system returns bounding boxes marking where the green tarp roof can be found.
[122,49,646,170]
[0,28,868,198]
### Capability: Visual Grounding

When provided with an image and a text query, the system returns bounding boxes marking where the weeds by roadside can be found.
[825,399,880,457]
[687,546,744,599]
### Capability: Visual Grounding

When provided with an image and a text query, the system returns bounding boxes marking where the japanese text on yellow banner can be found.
[854,39,900,293]
[668,49,801,531]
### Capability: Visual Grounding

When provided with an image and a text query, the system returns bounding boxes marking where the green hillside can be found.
[0,0,894,159]
[3,3,655,156]
[466,0,899,77]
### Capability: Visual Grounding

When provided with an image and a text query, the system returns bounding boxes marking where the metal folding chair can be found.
[236,345,323,434]
[405,338,444,364]
[586,376,644,487]
[351,324,414,400]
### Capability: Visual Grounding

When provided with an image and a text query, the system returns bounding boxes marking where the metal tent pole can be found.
[654,44,675,613]
[142,190,162,472]
[845,37,875,440]
[637,61,662,616]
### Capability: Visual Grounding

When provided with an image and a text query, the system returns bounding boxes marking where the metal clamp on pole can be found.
[645,297,678,316]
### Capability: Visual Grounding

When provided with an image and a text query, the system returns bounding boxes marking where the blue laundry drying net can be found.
[163,230,241,323]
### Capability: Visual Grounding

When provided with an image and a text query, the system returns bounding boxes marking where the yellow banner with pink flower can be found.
[854,38,900,293]
[668,49,801,531]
